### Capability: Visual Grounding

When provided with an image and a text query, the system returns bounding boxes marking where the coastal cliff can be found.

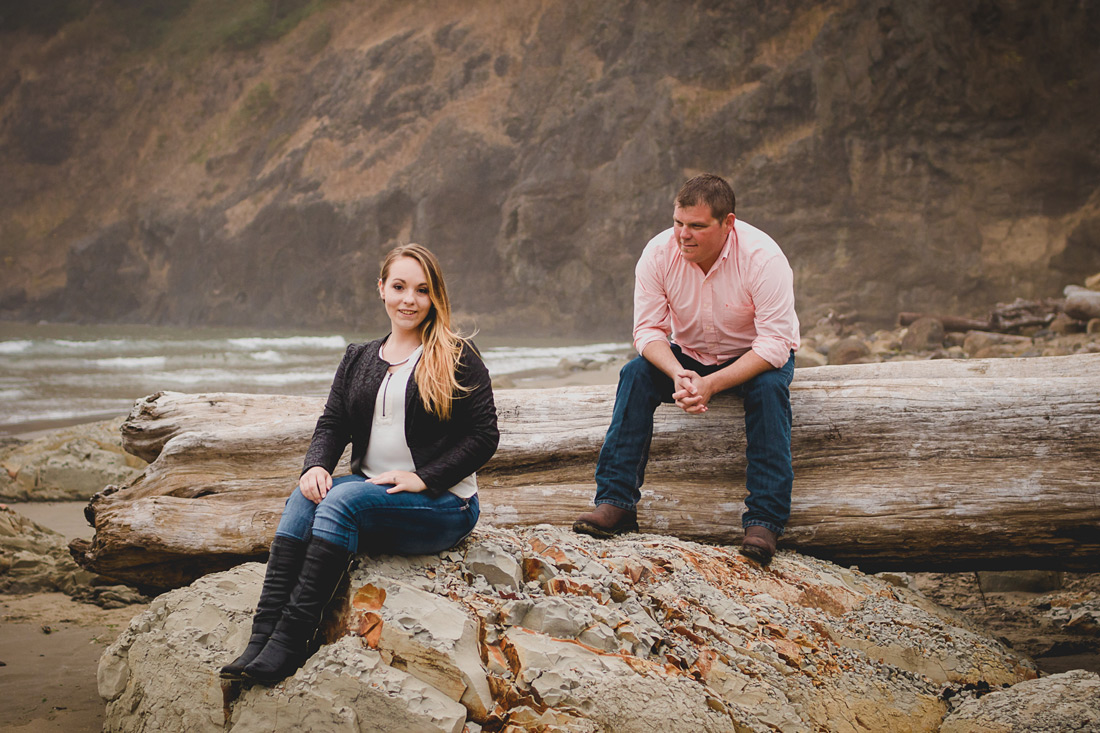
[2,0,1099,334]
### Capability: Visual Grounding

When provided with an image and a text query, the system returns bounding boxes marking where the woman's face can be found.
[378,256,433,336]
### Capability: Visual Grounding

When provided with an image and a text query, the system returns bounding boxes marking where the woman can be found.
[221,243,499,684]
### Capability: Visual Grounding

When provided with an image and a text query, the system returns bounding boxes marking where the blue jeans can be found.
[593,346,795,535]
[275,474,480,554]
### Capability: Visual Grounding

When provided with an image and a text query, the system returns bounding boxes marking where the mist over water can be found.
[0,324,630,435]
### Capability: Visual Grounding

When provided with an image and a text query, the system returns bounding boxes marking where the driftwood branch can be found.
[897,312,991,332]
[71,354,1100,589]
[899,297,1066,333]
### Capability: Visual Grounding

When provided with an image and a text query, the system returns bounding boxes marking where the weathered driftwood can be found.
[898,312,991,333]
[71,354,1100,589]
[899,297,1065,333]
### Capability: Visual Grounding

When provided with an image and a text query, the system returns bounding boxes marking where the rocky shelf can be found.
[98,525,1100,733]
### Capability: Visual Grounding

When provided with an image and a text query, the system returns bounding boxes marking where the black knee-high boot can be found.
[241,536,353,684]
[219,535,308,680]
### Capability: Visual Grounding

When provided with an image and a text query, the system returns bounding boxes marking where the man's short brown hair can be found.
[676,174,736,221]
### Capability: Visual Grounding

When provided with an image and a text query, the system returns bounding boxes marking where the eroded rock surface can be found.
[0,504,93,595]
[0,505,145,607]
[940,670,1100,733]
[0,417,145,502]
[100,526,1038,732]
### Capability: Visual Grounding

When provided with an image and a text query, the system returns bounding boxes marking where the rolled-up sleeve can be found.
[632,243,672,354]
[749,253,800,368]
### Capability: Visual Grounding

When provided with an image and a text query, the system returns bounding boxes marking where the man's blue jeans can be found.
[593,346,795,535]
[275,474,480,554]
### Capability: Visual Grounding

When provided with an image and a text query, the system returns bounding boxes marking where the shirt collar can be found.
[718,224,736,263]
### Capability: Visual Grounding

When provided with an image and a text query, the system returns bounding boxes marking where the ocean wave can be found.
[52,338,134,350]
[0,329,631,435]
[0,400,132,429]
[27,338,171,357]
[481,342,631,375]
[132,368,333,387]
[0,340,33,354]
[90,356,169,369]
[1,357,81,372]
[227,336,347,351]
[483,342,629,358]
[32,336,348,357]
[250,371,334,385]
[248,350,285,363]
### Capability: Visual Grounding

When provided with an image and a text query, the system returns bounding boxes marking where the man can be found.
[573,173,799,564]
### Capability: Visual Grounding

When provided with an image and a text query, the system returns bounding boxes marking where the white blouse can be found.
[362,345,478,499]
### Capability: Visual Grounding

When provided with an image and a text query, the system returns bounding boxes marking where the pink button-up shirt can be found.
[633,220,800,369]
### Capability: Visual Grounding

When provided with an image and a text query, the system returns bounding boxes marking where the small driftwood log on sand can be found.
[71,354,1100,589]
[898,296,1067,333]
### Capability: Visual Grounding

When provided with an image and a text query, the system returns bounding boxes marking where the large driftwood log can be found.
[71,354,1100,588]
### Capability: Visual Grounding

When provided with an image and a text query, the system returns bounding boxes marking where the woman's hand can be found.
[369,470,427,494]
[299,466,333,504]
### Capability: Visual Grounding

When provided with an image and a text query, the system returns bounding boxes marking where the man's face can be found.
[673,204,733,271]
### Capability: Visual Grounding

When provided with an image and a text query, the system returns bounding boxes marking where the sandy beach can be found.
[0,593,142,732]
[0,502,149,733]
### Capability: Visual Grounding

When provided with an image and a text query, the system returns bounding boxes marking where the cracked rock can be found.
[940,670,1100,733]
[99,526,1046,732]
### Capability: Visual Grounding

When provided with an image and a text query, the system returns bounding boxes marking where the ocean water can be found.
[0,323,630,435]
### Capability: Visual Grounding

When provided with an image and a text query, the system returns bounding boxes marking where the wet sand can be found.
[0,502,148,732]
[5,501,94,540]
[0,593,142,732]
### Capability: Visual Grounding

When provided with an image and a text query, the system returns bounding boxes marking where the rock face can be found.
[2,1,1100,333]
[99,526,1037,732]
[0,417,146,502]
[910,571,1100,675]
[0,505,146,606]
[940,670,1100,733]
[0,505,93,595]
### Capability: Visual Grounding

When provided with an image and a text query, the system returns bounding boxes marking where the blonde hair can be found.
[379,244,469,420]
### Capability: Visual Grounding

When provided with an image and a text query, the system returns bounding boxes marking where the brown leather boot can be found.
[739,526,778,565]
[572,503,639,538]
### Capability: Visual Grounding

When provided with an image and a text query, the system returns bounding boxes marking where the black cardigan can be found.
[302,337,499,498]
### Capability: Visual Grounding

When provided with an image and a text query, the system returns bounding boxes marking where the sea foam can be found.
[0,340,33,354]
[227,336,347,351]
